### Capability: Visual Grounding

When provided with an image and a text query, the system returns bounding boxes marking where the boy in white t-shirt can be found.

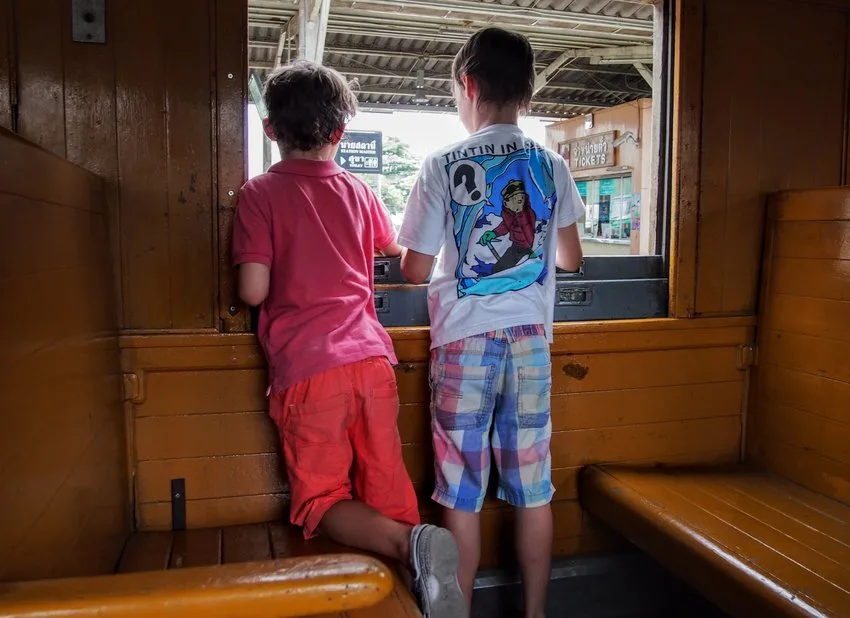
[397,27,585,618]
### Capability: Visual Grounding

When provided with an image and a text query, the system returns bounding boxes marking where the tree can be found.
[356,136,422,216]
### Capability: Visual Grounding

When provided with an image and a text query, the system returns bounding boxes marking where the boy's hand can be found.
[478,230,497,246]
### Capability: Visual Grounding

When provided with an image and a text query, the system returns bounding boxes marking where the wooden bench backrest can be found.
[747,187,850,504]
[0,128,129,582]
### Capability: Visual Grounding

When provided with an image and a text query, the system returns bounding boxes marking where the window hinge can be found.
[738,344,758,370]
[122,372,145,404]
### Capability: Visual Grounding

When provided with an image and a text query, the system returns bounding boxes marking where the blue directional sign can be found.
[335,131,383,174]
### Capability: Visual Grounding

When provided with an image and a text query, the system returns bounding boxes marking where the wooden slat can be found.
[668,0,703,318]
[61,0,122,325]
[216,0,250,332]
[5,554,394,618]
[675,472,850,566]
[720,472,850,545]
[551,416,740,468]
[716,1,767,315]
[660,473,850,585]
[169,528,222,569]
[748,436,850,507]
[165,0,215,329]
[773,221,850,261]
[551,381,742,431]
[135,412,278,461]
[761,330,850,384]
[766,294,850,342]
[757,365,850,426]
[693,0,733,315]
[770,257,850,302]
[396,382,741,445]
[582,466,850,618]
[221,524,273,564]
[138,494,287,531]
[137,369,267,416]
[751,401,850,466]
[117,532,173,573]
[136,454,285,503]
[552,347,742,393]
[114,0,171,328]
[14,0,65,156]
[0,0,11,130]
[772,188,850,222]
[270,522,347,559]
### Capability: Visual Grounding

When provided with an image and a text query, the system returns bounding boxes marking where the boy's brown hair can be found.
[263,60,358,152]
[452,28,535,110]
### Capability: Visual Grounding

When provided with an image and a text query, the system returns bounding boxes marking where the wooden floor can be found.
[117,522,421,617]
[580,466,850,618]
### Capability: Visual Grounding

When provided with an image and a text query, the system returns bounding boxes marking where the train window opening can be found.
[245,0,673,328]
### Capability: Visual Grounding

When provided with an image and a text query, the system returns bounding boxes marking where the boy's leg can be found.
[442,508,480,604]
[318,500,412,563]
[492,325,554,618]
[516,504,553,618]
[349,357,467,618]
[430,335,501,610]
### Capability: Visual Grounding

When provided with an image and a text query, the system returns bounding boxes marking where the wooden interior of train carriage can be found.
[1,0,850,616]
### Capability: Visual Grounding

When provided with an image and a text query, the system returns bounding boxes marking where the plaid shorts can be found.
[429,324,554,512]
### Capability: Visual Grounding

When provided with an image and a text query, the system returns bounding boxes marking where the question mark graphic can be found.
[453,164,482,202]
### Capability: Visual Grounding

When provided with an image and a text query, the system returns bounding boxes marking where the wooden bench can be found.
[0,523,420,618]
[580,465,850,618]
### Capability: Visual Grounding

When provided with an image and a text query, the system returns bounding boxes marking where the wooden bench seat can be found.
[117,522,421,617]
[580,465,850,618]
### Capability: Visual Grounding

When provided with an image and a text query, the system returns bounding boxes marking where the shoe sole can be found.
[424,528,468,618]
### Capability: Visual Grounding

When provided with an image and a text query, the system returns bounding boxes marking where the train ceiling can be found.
[248,0,656,119]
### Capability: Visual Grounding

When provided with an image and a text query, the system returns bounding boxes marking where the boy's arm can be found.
[400,247,435,284]
[556,224,582,272]
[232,185,273,306]
[238,263,271,306]
[397,155,446,284]
[554,160,585,273]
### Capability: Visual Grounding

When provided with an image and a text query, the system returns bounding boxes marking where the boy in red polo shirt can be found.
[232,61,465,618]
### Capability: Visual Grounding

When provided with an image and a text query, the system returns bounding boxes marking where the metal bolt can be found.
[229,305,238,316]
[228,190,235,197]
[174,493,181,499]
[227,73,234,79]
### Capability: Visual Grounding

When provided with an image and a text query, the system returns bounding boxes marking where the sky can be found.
[248,104,554,178]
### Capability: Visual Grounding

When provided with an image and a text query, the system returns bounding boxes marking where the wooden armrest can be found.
[0,553,393,618]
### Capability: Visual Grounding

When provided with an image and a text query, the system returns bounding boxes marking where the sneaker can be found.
[409,524,468,618]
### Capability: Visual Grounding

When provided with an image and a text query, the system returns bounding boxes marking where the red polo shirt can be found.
[232,159,397,394]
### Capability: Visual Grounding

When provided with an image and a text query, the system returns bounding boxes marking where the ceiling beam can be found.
[357,101,581,119]
[249,42,642,77]
[534,45,653,94]
[298,0,330,63]
[633,62,653,87]
[353,84,613,108]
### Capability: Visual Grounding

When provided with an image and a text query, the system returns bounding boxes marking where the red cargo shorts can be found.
[269,356,420,539]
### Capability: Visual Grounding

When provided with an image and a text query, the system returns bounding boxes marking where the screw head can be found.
[229,305,238,316]
[228,190,235,197]
[227,73,234,79]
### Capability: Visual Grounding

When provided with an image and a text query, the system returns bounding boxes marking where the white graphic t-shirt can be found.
[398,124,585,349]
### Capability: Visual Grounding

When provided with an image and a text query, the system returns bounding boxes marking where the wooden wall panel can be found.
[748,188,850,506]
[0,0,12,130]
[14,0,64,156]
[123,318,751,565]
[694,0,849,316]
[8,0,244,331]
[0,129,128,582]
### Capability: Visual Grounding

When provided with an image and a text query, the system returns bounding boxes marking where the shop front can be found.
[546,99,653,256]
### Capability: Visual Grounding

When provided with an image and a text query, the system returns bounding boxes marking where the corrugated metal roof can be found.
[248,0,654,118]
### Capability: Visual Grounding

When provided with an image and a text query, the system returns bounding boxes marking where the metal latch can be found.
[374,260,391,281]
[374,291,390,313]
[557,286,592,306]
